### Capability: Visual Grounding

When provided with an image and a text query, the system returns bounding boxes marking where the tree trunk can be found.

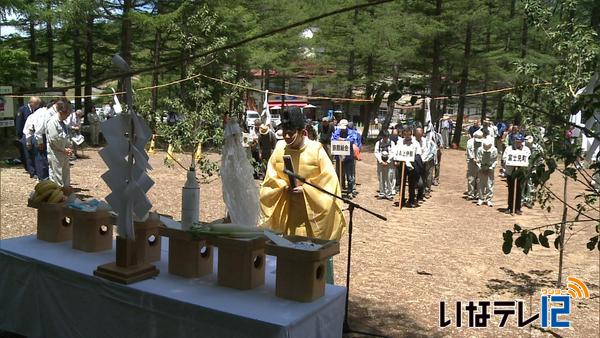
[481,94,487,122]
[361,54,374,143]
[592,0,600,35]
[430,0,443,122]
[46,2,53,88]
[180,51,187,102]
[452,20,473,146]
[520,13,528,58]
[84,15,94,115]
[264,68,270,91]
[345,48,355,119]
[73,27,82,110]
[496,95,505,121]
[29,16,36,86]
[121,0,133,65]
[382,65,399,133]
[557,173,568,286]
[481,9,491,123]
[344,9,359,119]
[151,29,161,113]
[505,0,517,51]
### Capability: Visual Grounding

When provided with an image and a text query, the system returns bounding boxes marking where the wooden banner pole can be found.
[399,162,406,209]
[337,157,343,188]
[512,177,518,215]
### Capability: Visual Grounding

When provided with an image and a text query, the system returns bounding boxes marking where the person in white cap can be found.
[466,130,484,199]
[476,139,498,206]
[332,119,357,198]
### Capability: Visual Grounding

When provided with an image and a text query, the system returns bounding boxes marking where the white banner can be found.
[505,148,530,167]
[331,140,351,156]
[395,144,416,162]
[0,119,15,128]
[0,86,15,119]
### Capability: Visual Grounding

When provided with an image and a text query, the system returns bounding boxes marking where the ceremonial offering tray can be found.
[212,236,266,290]
[28,200,72,243]
[134,213,162,264]
[265,236,340,302]
[159,226,213,278]
[65,207,114,252]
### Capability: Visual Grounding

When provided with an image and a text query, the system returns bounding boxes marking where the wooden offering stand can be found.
[159,226,213,278]
[93,237,159,284]
[66,208,114,252]
[265,236,340,302]
[93,213,161,284]
[134,213,162,264]
[28,200,72,243]
[212,236,266,290]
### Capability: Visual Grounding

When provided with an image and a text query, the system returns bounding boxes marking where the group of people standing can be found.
[249,112,364,201]
[14,96,77,189]
[465,119,543,215]
[374,125,443,208]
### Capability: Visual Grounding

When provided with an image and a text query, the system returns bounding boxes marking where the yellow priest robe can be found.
[259,139,346,240]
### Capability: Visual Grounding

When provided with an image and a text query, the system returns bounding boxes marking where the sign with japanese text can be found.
[505,148,529,167]
[331,140,351,156]
[0,119,15,128]
[0,86,15,119]
[395,144,416,162]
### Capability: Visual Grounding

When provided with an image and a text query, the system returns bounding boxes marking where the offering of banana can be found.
[29,181,66,204]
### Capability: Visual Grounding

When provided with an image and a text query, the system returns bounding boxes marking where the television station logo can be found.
[439,276,590,329]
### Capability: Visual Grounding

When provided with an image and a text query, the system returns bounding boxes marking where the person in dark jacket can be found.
[15,97,41,172]
[318,117,334,157]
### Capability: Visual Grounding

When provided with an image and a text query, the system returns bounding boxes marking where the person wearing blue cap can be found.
[502,134,531,214]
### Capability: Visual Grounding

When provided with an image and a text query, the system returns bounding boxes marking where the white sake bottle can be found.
[181,166,199,230]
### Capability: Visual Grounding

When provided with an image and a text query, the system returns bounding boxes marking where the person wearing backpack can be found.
[374,130,396,200]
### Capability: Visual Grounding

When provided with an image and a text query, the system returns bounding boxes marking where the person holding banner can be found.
[332,119,361,198]
[395,127,421,208]
[374,130,396,200]
[476,140,498,206]
[502,135,531,215]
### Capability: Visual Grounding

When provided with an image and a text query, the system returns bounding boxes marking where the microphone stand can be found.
[284,169,388,338]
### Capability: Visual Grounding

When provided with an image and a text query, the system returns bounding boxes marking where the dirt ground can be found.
[1,145,598,338]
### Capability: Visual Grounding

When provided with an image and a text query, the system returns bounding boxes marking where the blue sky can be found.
[1,13,22,37]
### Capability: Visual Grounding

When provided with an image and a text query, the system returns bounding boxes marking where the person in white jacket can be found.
[395,127,421,207]
[374,130,396,200]
[466,130,484,199]
[418,129,437,197]
[46,99,73,187]
[476,140,498,206]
